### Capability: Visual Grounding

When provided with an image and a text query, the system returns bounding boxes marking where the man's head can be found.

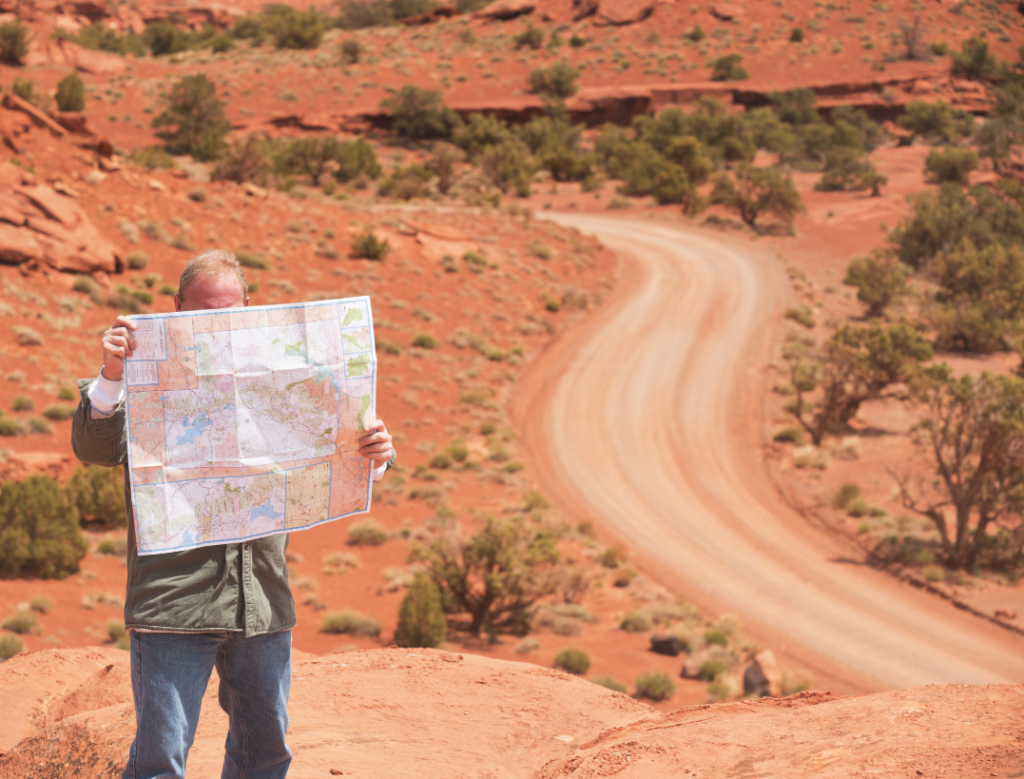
[174,250,249,312]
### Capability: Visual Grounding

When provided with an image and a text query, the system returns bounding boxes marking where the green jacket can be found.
[71,378,297,637]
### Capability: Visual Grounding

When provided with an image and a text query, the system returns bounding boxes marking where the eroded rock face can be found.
[0,161,120,274]
[594,0,656,25]
[472,0,536,18]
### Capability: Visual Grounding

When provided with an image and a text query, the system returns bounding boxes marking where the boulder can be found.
[572,0,599,18]
[680,650,710,678]
[50,111,91,135]
[595,0,656,25]
[1,94,68,138]
[65,41,127,74]
[710,2,744,20]
[743,649,782,698]
[473,0,536,18]
[0,162,120,273]
[650,635,682,656]
[400,5,457,24]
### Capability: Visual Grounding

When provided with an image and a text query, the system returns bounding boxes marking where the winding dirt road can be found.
[516,215,1024,692]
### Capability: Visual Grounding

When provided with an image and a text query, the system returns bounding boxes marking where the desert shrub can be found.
[66,464,125,529]
[789,27,803,43]
[619,610,652,632]
[815,149,887,195]
[12,395,33,412]
[518,115,592,183]
[348,519,389,546]
[276,136,380,184]
[143,20,215,56]
[152,74,230,161]
[29,596,53,613]
[129,147,176,170]
[554,647,591,675]
[72,276,98,296]
[599,546,625,568]
[0,418,23,437]
[0,19,30,64]
[417,516,562,636]
[773,427,805,444]
[844,253,909,318]
[97,538,128,556]
[951,36,996,81]
[697,658,729,681]
[394,571,446,647]
[635,671,675,701]
[784,320,932,445]
[2,610,36,634]
[335,0,394,29]
[686,25,705,42]
[339,38,362,63]
[55,72,86,112]
[261,5,324,49]
[12,78,42,107]
[710,54,748,81]
[236,251,272,270]
[126,251,150,270]
[570,34,585,47]
[377,164,433,200]
[350,229,391,260]
[0,475,87,578]
[320,610,381,636]
[209,34,234,52]
[42,405,75,421]
[924,147,979,184]
[480,138,535,196]
[590,676,627,693]
[893,14,931,62]
[27,417,52,435]
[897,101,975,144]
[514,25,544,50]
[108,619,129,649]
[528,62,580,99]
[785,305,815,329]
[711,166,803,230]
[704,628,729,646]
[782,670,814,695]
[453,113,514,160]
[55,21,146,56]
[0,635,22,661]
[381,85,460,139]
[188,187,207,203]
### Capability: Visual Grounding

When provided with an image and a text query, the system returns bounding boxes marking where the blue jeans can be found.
[122,630,292,779]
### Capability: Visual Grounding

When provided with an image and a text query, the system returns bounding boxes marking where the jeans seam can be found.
[128,633,142,779]
[222,644,250,778]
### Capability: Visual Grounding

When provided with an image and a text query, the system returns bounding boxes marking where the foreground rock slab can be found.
[0,648,1020,779]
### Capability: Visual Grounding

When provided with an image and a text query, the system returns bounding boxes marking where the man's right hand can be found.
[102,316,138,382]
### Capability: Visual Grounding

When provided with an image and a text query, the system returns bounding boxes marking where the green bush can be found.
[211,135,272,185]
[570,34,586,47]
[514,25,544,50]
[350,228,391,260]
[210,34,234,53]
[2,610,36,634]
[55,72,86,112]
[619,610,652,633]
[27,417,52,435]
[773,427,805,444]
[380,85,460,139]
[66,465,125,529]
[599,547,625,568]
[143,20,200,56]
[42,405,76,421]
[320,609,381,636]
[697,658,728,681]
[0,635,23,661]
[129,147,177,170]
[554,647,591,675]
[0,475,86,578]
[0,418,23,437]
[347,519,389,546]
[152,74,231,161]
[686,25,705,42]
[261,5,324,49]
[635,671,675,701]
[339,38,362,63]
[12,77,40,107]
[12,395,33,412]
[0,19,30,64]
[58,386,77,402]
[710,54,748,81]
[126,251,150,270]
[925,147,979,184]
[335,0,394,29]
[704,628,729,646]
[844,253,909,317]
[832,482,862,510]
[590,676,627,693]
[29,596,53,614]
[479,139,535,197]
[951,36,996,81]
[453,113,513,160]
[378,164,433,200]
[785,305,815,329]
[528,61,580,99]
[815,149,887,195]
[55,21,146,56]
[711,166,803,229]
[897,101,975,144]
[235,251,272,270]
[789,27,803,43]
[394,572,446,648]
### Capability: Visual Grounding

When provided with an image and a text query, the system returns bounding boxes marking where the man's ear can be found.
[244,296,250,308]
[173,294,183,312]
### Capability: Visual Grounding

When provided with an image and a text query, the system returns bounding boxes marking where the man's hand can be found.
[359,420,394,466]
[102,316,138,382]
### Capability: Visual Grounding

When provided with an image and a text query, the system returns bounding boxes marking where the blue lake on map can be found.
[175,415,211,445]
[250,497,283,524]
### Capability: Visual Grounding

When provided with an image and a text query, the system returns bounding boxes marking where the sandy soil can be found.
[514,214,1024,693]
[1,646,1021,778]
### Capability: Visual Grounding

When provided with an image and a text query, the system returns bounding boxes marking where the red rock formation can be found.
[473,0,536,19]
[594,0,656,25]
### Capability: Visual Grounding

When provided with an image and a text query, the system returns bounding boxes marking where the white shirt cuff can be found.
[87,367,125,419]
[371,460,388,481]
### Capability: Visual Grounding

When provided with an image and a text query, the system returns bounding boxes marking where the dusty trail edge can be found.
[512,214,1024,694]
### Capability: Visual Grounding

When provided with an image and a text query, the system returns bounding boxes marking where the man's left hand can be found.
[359,420,394,466]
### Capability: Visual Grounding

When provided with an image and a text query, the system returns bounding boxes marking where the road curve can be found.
[515,214,1024,691]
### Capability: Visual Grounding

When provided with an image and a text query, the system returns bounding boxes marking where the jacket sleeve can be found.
[71,378,128,467]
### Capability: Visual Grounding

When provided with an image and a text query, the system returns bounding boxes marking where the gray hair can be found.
[178,249,248,301]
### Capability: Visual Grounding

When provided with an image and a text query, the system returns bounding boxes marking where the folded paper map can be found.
[124,297,376,555]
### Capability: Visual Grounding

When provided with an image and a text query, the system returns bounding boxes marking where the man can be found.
[71,249,396,779]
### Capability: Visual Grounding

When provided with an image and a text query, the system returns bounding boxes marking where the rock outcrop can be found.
[593,0,656,25]
[0,161,120,274]
[473,0,536,18]
[0,648,1020,779]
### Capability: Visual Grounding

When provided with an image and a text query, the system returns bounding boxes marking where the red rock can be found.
[66,41,127,74]
[473,0,536,19]
[1,94,68,138]
[595,0,656,25]
[572,0,598,18]
[50,111,90,135]
[743,650,783,698]
[53,14,84,33]
[400,5,457,24]
[710,2,744,20]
